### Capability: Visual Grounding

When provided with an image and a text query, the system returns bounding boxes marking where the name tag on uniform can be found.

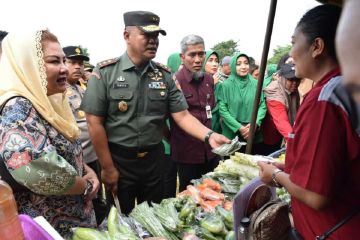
[113,82,129,88]
[148,82,166,89]
[288,133,295,139]
[205,104,212,119]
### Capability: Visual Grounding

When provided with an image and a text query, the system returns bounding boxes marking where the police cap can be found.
[63,46,89,61]
[124,11,166,36]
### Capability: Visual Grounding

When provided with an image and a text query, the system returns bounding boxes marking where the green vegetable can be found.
[225,230,235,240]
[224,219,233,231]
[130,202,178,240]
[195,227,218,240]
[152,202,178,232]
[179,201,196,220]
[72,228,109,240]
[185,211,195,225]
[214,159,258,181]
[107,206,139,240]
[200,214,226,235]
[216,206,233,224]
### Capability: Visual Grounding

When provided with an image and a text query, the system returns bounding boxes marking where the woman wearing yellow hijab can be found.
[0,29,99,237]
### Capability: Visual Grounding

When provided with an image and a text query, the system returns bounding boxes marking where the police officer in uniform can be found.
[80,11,229,214]
[63,46,107,223]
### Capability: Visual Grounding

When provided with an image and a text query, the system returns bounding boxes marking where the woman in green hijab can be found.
[218,52,267,154]
[203,50,222,133]
[263,63,277,88]
[167,52,182,74]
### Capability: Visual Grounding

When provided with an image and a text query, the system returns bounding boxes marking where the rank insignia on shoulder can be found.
[97,57,119,69]
[154,61,171,73]
[91,71,102,80]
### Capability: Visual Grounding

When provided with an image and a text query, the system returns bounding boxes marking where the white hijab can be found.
[0,29,80,141]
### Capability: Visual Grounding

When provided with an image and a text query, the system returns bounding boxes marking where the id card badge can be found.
[205,104,212,119]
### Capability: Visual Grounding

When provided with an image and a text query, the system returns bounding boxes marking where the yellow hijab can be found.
[0,29,80,141]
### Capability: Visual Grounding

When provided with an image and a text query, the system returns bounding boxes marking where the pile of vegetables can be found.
[72,206,140,240]
[71,152,290,240]
[177,178,232,212]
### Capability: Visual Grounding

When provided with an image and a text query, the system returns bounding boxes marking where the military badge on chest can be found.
[113,75,129,89]
[77,110,86,118]
[118,101,128,112]
[148,69,163,81]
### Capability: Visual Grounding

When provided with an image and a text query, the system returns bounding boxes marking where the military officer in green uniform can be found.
[80,11,229,214]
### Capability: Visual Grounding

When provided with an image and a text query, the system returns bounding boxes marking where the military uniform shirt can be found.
[80,53,188,148]
[66,83,97,163]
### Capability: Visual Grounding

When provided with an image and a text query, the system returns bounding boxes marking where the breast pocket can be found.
[147,89,168,115]
[109,89,134,114]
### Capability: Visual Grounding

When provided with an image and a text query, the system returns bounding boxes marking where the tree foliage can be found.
[211,40,239,61]
[267,45,291,65]
[79,45,90,57]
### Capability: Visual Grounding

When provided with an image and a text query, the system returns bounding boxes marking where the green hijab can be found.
[227,52,255,88]
[203,50,219,72]
[166,52,182,74]
[263,63,277,88]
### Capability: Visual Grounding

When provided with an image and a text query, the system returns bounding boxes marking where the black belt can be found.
[108,142,161,158]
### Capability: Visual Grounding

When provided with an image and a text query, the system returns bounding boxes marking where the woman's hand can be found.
[83,164,100,202]
[239,125,250,140]
[257,161,279,185]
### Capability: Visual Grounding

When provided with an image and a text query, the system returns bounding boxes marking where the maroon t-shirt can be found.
[170,67,216,164]
[285,68,360,239]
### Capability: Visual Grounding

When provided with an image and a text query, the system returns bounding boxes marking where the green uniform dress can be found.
[218,52,267,147]
[80,52,188,214]
[204,50,223,134]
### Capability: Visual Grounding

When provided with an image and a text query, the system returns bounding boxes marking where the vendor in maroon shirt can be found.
[258,5,360,239]
[170,35,219,191]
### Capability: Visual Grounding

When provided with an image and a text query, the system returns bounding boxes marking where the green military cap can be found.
[63,46,89,61]
[84,62,95,72]
[123,11,166,36]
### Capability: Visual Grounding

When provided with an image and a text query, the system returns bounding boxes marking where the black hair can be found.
[248,56,256,66]
[250,64,259,74]
[0,30,8,45]
[296,4,341,61]
[277,53,290,70]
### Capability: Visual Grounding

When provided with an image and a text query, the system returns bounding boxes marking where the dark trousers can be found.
[109,143,165,215]
[163,154,177,198]
[86,161,110,225]
[177,156,220,192]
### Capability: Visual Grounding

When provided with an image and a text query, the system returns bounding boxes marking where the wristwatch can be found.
[272,169,283,187]
[83,180,93,197]
[204,130,214,145]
